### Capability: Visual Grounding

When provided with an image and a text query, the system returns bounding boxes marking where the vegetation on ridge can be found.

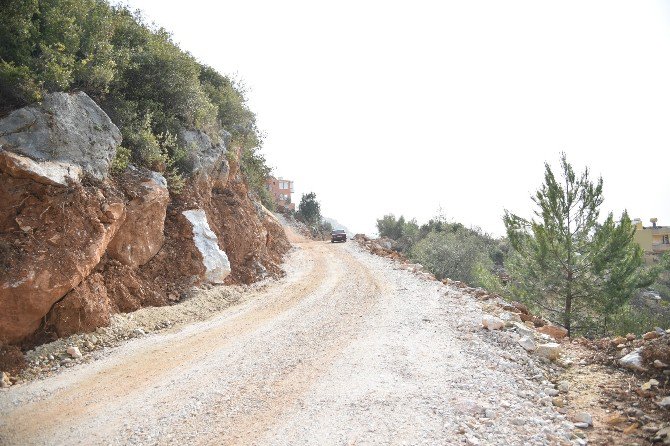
[0,0,271,202]
[375,213,505,286]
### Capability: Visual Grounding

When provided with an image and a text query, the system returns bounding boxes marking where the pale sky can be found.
[118,0,670,236]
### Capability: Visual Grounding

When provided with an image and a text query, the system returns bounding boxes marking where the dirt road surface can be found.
[0,231,575,445]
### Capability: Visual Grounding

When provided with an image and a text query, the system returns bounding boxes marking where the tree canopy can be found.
[298,192,321,225]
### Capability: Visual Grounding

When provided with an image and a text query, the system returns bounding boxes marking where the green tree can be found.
[376,214,406,240]
[298,192,321,225]
[504,154,654,337]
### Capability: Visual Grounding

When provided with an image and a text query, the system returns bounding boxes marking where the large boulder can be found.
[179,129,230,187]
[106,171,170,267]
[47,273,111,337]
[0,178,126,344]
[0,92,121,181]
[257,202,292,262]
[182,209,231,284]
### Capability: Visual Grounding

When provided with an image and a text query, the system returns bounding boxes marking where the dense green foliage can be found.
[502,154,659,337]
[0,0,270,195]
[295,192,335,239]
[411,229,494,284]
[297,192,321,225]
[375,213,505,284]
[377,215,407,240]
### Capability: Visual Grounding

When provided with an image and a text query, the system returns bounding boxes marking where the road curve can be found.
[0,233,574,445]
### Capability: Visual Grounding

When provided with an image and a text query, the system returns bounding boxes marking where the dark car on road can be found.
[331,229,347,243]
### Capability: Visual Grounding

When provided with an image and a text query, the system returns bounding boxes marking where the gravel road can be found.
[0,233,576,445]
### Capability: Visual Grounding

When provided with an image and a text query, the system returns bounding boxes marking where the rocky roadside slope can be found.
[0,92,290,369]
[356,234,670,446]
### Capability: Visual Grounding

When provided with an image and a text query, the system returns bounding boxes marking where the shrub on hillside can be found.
[376,214,406,240]
[410,228,493,284]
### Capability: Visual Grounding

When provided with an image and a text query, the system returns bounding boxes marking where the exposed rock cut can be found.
[0,96,291,348]
[0,175,125,344]
[258,204,292,266]
[206,156,290,284]
[0,92,121,180]
[106,171,169,267]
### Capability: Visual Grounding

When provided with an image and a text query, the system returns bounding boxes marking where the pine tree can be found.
[503,154,653,337]
[298,192,321,225]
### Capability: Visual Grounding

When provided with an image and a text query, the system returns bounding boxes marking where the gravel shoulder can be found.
[0,232,577,445]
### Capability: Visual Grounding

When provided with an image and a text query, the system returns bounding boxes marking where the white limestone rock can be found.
[619,348,648,372]
[182,209,231,284]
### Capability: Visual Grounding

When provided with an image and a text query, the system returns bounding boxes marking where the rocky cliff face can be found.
[0,92,290,346]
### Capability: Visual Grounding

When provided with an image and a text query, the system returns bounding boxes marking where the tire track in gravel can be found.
[0,236,388,446]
